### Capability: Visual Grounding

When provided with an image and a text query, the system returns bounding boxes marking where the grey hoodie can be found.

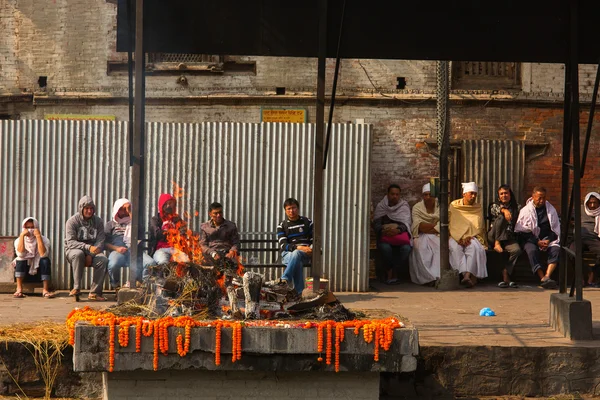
[64,195,106,253]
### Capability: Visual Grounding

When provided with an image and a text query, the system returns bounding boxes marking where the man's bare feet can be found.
[494,241,503,253]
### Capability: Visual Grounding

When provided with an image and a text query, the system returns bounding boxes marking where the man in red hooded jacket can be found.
[148,193,190,265]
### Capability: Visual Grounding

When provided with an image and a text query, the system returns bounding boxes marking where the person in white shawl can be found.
[569,192,600,287]
[448,182,488,288]
[12,217,55,298]
[373,184,412,284]
[515,186,560,289]
[409,183,445,285]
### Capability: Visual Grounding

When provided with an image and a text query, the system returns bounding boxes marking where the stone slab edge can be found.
[74,324,418,373]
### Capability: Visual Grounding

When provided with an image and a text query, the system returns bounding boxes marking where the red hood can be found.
[158,193,175,220]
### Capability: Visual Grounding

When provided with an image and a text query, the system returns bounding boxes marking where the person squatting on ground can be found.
[515,186,560,289]
[373,184,412,285]
[487,184,522,288]
[276,198,313,294]
[448,182,488,288]
[409,183,450,285]
[148,193,190,265]
[106,198,156,290]
[64,195,108,301]
[570,192,600,287]
[199,202,240,266]
[12,217,55,298]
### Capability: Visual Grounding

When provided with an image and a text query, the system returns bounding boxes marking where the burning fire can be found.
[172,181,185,199]
[164,219,204,265]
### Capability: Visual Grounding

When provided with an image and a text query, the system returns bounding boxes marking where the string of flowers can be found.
[66,307,403,373]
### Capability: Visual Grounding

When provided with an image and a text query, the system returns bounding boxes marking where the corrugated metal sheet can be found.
[0,120,372,292]
[461,139,525,216]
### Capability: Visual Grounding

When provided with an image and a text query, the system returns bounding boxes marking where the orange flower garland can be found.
[66,307,402,374]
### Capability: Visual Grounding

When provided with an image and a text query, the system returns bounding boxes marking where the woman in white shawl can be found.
[373,184,412,284]
[12,217,55,298]
[573,192,600,287]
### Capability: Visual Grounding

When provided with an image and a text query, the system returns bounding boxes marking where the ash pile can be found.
[112,260,354,321]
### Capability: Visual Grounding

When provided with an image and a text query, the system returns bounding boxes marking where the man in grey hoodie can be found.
[64,195,108,300]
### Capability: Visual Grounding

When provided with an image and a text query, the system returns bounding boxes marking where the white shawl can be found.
[12,217,51,274]
[515,198,561,247]
[373,196,412,230]
[584,192,600,236]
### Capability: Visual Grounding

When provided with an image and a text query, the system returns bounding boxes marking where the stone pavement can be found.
[1,281,599,348]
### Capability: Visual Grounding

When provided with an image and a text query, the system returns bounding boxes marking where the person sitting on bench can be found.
[65,195,108,301]
[148,193,189,265]
[275,198,313,294]
[373,184,412,285]
[487,184,522,288]
[515,186,560,289]
[199,202,240,265]
[449,182,488,288]
[570,192,600,287]
[12,217,55,298]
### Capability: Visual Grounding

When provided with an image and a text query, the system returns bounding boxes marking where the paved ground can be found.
[1,281,600,348]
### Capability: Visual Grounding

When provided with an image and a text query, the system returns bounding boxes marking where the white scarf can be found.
[373,196,412,229]
[113,198,131,225]
[12,217,50,274]
[584,192,600,236]
[515,198,561,247]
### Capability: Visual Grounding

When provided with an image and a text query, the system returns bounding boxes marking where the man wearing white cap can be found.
[515,186,561,289]
[448,182,488,287]
[409,183,446,284]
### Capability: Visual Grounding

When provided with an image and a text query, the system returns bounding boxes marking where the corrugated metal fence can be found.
[0,120,372,292]
[462,139,525,214]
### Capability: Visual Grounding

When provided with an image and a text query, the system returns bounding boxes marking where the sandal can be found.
[461,278,474,288]
[497,281,509,288]
[43,292,56,298]
[87,294,107,301]
[509,282,519,288]
[13,291,26,298]
[385,278,398,285]
[69,289,81,297]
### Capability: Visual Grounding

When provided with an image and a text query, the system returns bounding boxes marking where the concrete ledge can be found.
[73,324,418,373]
[549,293,593,340]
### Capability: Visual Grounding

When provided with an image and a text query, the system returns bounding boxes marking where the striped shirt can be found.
[277,216,313,252]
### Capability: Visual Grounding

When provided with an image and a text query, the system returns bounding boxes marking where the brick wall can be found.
[104,370,380,400]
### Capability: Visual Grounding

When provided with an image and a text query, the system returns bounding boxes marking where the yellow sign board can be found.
[261,108,307,123]
[44,114,116,121]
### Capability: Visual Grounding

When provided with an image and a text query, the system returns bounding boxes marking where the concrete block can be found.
[116,288,143,305]
[549,293,593,340]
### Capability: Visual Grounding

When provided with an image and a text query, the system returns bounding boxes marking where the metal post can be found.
[127,0,134,167]
[569,0,583,301]
[559,62,572,295]
[312,0,327,293]
[129,0,145,283]
[324,0,345,170]
[437,61,450,271]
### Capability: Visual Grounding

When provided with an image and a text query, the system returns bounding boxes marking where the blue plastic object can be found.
[479,307,496,317]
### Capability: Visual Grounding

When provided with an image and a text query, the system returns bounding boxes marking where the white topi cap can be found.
[462,182,478,194]
[422,183,431,193]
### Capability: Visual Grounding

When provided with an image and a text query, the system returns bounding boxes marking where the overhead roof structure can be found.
[117,0,600,64]
[117,0,597,311]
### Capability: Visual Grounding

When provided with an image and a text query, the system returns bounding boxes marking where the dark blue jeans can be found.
[15,258,51,281]
[377,242,411,277]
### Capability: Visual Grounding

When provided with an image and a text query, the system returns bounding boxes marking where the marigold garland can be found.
[66,307,402,373]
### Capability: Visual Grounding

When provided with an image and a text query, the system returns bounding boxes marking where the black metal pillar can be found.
[569,0,583,301]
[312,0,327,293]
[437,61,450,272]
[559,62,572,295]
[323,0,345,170]
[129,0,145,281]
[127,0,134,168]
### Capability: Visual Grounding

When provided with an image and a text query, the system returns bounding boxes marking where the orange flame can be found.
[183,211,190,220]
[172,181,185,199]
[164,218,204,265]
[194,211,199,217]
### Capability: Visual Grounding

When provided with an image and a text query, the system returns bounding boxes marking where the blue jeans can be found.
[281,250,311,293]
[15,258,51,281]
[378,242,411,277]
[108,250,156,287]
